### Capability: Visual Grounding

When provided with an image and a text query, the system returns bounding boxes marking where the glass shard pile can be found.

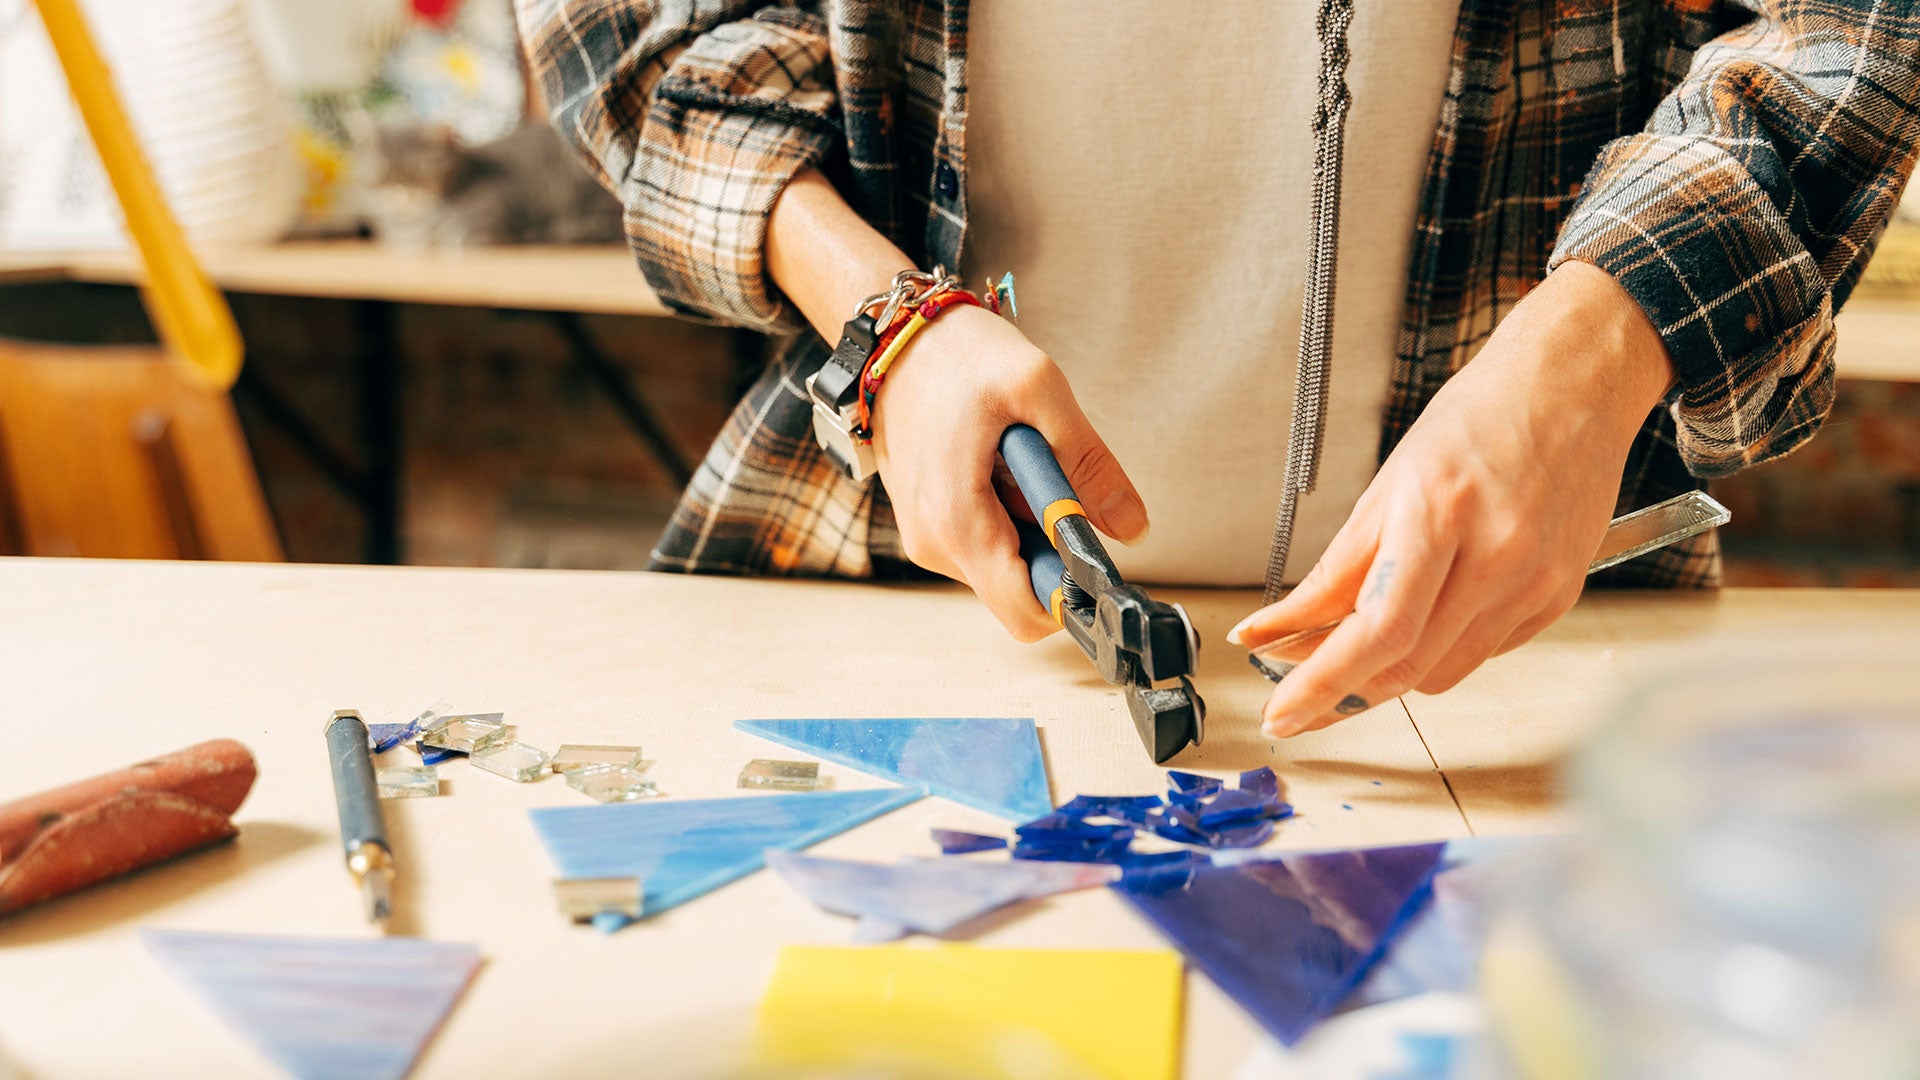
[987,767,1293,868]
[420,716,512,755]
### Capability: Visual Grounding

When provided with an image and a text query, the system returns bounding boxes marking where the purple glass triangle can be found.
[1115,842,1445,1046]
[528,787,923,927]
[766,850,1115,938]
[735,718,1052,821]
[141,930,480,1080]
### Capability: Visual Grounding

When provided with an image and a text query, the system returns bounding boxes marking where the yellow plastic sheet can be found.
[757,944,1183,1080]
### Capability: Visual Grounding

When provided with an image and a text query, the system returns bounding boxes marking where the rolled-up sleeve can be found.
[1551,0,1920,477]
[515,1,840,331]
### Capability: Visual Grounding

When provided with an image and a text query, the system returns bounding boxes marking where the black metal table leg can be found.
[547,311,695,489]
[357,300,403,564]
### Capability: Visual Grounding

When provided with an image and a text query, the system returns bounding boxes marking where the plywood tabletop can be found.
[0,241,669,317]
[0,558,1913,1077]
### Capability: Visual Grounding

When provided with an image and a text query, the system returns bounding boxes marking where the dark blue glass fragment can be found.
[414,742,460,766]
[1113,842,1446,1046]
[1144,805,1211,847]
[1057,794,1165,825]
[1195,788,1276,829]
[1167,771,1223,797]
[1238,767,1281,799]
[1012,838,1134,864]
[1015,813,1133,846]
[1206,819,1276,849]
[932,829,1008,855]
[1112,848,1210,872]
[367,722,418,754]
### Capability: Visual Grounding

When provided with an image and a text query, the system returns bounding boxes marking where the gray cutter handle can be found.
[324,710,389,859]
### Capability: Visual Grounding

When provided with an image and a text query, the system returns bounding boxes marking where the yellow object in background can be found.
[758,945,1184,1080]
[31,0,244,389]
[1479,914,1599,1080]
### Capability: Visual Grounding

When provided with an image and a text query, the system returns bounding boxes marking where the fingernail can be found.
[1225,626,1244,647]
[1099,492,1150,546]
[1227,613,1258,644]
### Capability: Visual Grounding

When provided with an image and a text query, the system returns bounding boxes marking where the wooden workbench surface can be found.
[0,558,1915,1077]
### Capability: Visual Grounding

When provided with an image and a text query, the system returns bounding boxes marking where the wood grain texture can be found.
[0,558,1909,1077]
[1398,589,1920,836]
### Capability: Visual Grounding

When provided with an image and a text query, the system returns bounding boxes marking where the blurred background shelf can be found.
[0,241,667,316]
[0,240,740,568]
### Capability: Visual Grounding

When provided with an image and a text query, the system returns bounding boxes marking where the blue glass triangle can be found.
[766,850,1116,938]
[529,787,923,926]
[735,718,1052,822]
[1115,842,1445,1046]
[141,930,480,1080]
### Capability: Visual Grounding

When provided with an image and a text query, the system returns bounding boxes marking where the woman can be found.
[514,0,1919,736]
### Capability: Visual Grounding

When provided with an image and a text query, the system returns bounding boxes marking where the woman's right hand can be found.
[869,303,1149,641]
[766,167,1147,639]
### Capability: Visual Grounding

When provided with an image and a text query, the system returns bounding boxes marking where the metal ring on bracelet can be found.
[862,266,956,332]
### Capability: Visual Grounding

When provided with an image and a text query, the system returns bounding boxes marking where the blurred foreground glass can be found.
[1491,644,1920,1079]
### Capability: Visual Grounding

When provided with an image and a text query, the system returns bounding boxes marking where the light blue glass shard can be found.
[140,930,480,1080]
[528,787,924,923]
[766,849,1117,938]
[853,915,912,943]
[1115,842,1445,1046]
[734,718,1052,822]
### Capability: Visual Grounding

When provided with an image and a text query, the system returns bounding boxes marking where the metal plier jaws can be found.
[1001,424,1205,763]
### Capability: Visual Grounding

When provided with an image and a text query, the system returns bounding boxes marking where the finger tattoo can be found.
[1336,695,1369,715]
[1361,560,1396,607]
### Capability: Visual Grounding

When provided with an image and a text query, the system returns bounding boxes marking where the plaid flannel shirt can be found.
[515,0,1920,588]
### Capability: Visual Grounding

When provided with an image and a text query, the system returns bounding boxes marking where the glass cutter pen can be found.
[324,709,394,927]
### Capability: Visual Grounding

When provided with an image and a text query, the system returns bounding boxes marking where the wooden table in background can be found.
[0,242,668,316]
[1,558,1914,1077]
[0,243,695,566]
[4,239,1917,565]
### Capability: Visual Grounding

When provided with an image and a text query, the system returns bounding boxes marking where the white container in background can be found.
[0,0,305,250]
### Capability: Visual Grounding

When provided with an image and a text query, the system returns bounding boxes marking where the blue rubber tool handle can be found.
[999,424,1077,518]
[1000,424,1080,611]
[1018,520,1066,610]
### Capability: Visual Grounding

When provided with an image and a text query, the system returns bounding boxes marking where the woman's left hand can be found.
[1230,260,1677,738]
